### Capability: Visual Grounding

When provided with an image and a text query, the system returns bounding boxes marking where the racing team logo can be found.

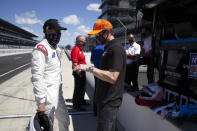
[189,53,197,78]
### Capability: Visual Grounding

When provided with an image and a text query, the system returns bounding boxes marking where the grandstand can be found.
[0,18,38,48]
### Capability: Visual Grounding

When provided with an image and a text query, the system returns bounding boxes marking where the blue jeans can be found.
[97,104,119,131]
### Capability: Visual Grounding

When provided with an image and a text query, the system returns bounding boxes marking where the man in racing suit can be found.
[31,19,70,131]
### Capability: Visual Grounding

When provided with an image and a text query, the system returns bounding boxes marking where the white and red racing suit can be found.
[31,39,69,131]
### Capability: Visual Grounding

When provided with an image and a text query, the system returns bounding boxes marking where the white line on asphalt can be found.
[14,57,22,60]
[0,112,94,119]
[0,114,32,119]
[0,63,31,78]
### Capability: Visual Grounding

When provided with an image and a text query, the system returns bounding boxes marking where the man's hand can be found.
[72,62,82,75]
[38,103,46,114]
[76,69,82,75]
[73,64,90,72]
[128,53,134,57]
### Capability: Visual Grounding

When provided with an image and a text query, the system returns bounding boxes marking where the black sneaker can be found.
[81,101,90,106]
[127,87,139,92]
[126,88,135,92]
[74,107,86,111]
[133,87,139,91]
[73,105,86,111]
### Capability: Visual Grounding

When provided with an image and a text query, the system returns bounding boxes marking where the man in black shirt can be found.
[74,19,126,131]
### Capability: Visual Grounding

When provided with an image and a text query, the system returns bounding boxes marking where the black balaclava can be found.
[129,38,134,43]
[45,32,61,48]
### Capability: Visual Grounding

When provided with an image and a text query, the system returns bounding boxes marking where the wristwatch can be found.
[88,65,94,73]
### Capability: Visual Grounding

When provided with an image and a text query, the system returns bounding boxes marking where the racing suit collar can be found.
[43,39,56,49]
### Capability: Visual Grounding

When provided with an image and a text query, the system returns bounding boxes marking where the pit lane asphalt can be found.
[0,53,31,84]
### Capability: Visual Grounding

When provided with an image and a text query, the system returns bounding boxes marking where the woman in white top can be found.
[139,26,154,84]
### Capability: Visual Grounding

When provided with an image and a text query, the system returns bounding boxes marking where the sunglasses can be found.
[96,30,107,37]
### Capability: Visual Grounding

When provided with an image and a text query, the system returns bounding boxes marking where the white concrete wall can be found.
[0,49,33,56]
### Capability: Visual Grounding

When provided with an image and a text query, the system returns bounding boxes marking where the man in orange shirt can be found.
[71,35,87,110]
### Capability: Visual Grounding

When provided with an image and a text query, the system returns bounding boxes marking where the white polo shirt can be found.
[125,42,141,64]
